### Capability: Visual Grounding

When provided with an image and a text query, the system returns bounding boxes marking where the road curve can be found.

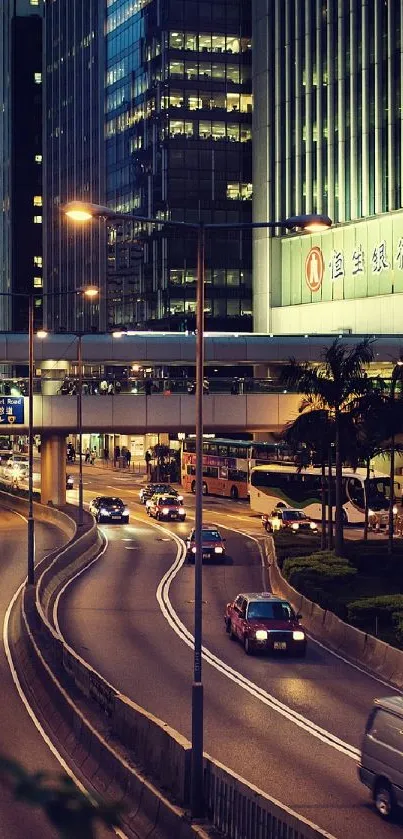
[56,478,403,839]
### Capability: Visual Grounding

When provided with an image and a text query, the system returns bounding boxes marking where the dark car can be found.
[186,526,226,563]
[224,592,307,657]
[147,494,186,521]
[89,496,129,524]
[262,508,318,534]
[139,483,182,505]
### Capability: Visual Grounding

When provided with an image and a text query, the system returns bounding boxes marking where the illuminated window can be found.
[33,216,42,224]
[34,256,42,267]
[33,196,42,206]
[30,0,39,5]
[35,298,42,308]
[35,154,42,163]
[34,72,42,85]
[33,277,43,288]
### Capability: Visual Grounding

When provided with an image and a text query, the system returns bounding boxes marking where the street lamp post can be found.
[388,361,403,554]
[64,200,332,818]
[27,293,35,583]
[77,333,84,527]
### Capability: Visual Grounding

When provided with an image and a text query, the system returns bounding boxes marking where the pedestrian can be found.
[114,445,120,467]
[107,381,114,395]
[115,379,121,394]
[203,377,209,394]
[231,377,238,395]
[125,449,131,468]
[104,447,109,463]
[145,449,152,476]
[90,448,96,465]
[71,446,76,462]
[99,378,108,394]
[85,447,90,463]
[145,376,152,396]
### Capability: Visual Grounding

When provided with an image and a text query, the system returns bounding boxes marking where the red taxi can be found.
[224,592,307,657]
[185,525,226,563]
[147,494,186,521]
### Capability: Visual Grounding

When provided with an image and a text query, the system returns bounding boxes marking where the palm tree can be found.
[283,408,334,550]
[281,338,375,556]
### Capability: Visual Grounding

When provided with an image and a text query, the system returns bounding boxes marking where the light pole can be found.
[64,200,332,817]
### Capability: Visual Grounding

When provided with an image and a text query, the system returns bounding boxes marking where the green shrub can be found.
[392,611,403,647]
[0,480,40,501]
[347,595,403,630]
[282,551,356,615]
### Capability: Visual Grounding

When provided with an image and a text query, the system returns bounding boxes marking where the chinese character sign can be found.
[0,397,24,425]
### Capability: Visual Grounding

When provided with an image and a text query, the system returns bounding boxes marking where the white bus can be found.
[249,464,396,524]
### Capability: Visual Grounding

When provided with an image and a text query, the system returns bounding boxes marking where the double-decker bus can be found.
[248,464,395,523]
[181,437,294,499]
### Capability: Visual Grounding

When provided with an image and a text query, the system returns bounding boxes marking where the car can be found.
[66,474,74,490]
[139,483,183,505]
[89,496,129,523]
[262,507,318,534]
[185,526,226,563]
[224,592,307,656]
[148,494,186,521]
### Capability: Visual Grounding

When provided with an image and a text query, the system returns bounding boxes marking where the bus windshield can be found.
[367,478,392,507]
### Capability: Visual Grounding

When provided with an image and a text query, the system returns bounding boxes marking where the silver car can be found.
[359,696,403,819]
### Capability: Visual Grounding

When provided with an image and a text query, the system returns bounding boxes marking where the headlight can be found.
[100,508,110,516]
[310,521,317,530]
[214,546,223,553]
[255,629,268,641]
[177,495,183,501]
[179,508,186,515]
[123,506,129,515]
[162,507,170,515]
[368,509,374,516]
[192,546,197,553]
[393,505,398,515]
[291,522,300,530]
[293,630,305,641]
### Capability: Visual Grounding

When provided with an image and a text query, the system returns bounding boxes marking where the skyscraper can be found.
[105,0,253,331]
[0,0,44,331]
[44,0,106,332]
[253,0,403,335]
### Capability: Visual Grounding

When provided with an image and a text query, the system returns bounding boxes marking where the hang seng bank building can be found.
[252,0,403,336]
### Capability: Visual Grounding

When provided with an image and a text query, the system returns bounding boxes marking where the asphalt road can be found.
[56,466,403,839]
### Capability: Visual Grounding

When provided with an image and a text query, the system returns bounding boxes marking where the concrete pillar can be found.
[41,433,66,506]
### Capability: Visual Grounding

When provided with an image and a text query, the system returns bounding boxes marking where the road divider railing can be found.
[266,537,403,689]
[8,494,337,839]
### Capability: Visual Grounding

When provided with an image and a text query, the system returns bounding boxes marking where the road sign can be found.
[0,397,24,425]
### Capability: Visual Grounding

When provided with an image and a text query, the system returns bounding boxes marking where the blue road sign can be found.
[0,397,24,425]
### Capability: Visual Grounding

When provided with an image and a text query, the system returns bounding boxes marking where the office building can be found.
[0,0,43,331]
[43,0,106,332]
[253,0,403,335]
[105,0,253,331]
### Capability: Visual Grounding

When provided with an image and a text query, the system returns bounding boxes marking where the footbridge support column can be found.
[41,433,66,506]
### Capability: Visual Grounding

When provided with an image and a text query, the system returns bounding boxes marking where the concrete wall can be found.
[271,293,403,335]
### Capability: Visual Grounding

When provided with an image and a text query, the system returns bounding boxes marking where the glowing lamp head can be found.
[83,286,99,298]
[36,329,48,339]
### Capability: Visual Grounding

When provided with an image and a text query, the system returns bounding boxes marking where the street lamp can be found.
[64,200,332,817]
[74,286,100,527]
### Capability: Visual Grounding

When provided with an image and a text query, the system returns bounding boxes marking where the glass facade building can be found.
[253,0,403,335]
[0,0,44,331]
[105,0,253,331]
[44,0,106,332]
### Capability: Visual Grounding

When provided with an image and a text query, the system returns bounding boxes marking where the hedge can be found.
[282,551,356,615]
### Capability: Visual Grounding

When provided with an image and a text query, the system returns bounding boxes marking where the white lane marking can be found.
[155,532,360,761]
[2,519,128,839]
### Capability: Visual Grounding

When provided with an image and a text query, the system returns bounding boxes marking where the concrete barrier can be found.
[267,534,403,689]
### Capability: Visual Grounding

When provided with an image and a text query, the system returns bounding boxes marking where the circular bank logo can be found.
[305,246,324,293]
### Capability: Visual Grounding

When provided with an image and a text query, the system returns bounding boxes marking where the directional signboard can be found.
[0,397,24,426]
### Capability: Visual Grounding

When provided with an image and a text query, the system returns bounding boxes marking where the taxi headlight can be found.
[293,630,305,641]
[255,629,268,641]
[214,546,223,553]
[192,546,197,553]
[368,509,374,516]
[123,506,129,515]
[177,495,183,501]
[162,507,170,515]
[179,508,186,515]
[393,505,398,515]
[310,521,317,530]
[100,508,110,516]
[291,522,300,530]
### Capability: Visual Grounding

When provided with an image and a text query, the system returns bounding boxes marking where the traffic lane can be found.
[57,515,400,839]
[171,523,394,753]
[0,508,64,839]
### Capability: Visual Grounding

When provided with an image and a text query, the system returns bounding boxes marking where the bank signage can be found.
[281,209,403,306]
[0,397,24,425]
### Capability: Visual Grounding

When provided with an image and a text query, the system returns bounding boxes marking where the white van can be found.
[359,696,403,819]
